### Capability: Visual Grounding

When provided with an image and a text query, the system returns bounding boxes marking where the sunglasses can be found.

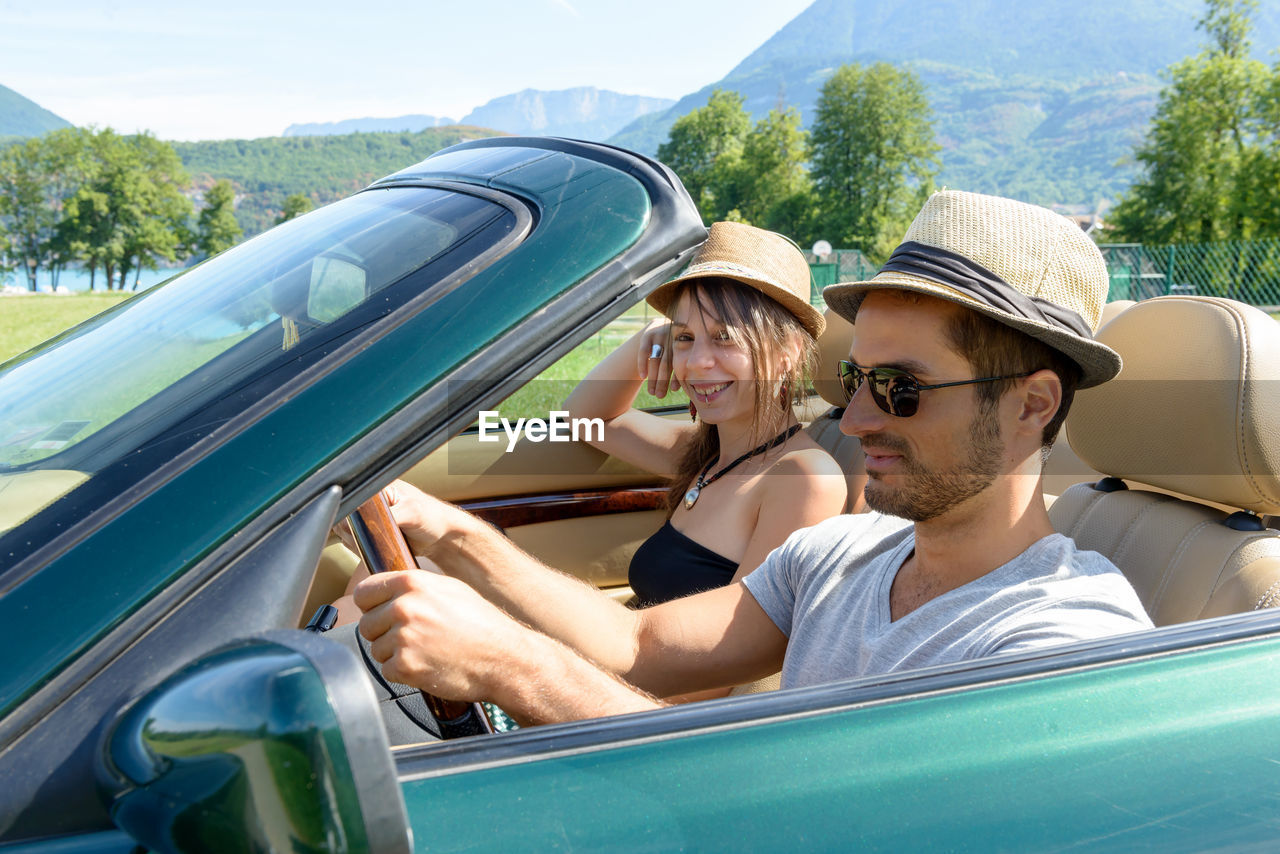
[837,360,1030,417]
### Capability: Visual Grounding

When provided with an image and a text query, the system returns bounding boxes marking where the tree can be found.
[1247,67,1280,236]
[1109,0,1274,243]
[59,131,193,290]
[809,63,940,261]
[118,133,193,289]
[0,128,95,290]
[197,179,241,257]
[731,107,815,241]
[2,128,195,290]
[0,230,12,281]
[59,183,114,291]
[276,193,314,224]
[0,138,49,290]
[657,90,751,223]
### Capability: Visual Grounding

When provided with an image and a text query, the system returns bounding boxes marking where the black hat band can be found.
[879,241,1092,338]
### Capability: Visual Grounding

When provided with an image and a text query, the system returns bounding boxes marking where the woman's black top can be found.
[628,520,739,607]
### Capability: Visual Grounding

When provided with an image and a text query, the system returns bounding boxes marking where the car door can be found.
[388,607,1280,851]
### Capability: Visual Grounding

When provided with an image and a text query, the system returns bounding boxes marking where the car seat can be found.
[806,308,868,513]
[1041,300,1136,500]
[1048,296,1280,626]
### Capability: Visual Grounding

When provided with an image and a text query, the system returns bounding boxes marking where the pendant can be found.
[683,486,701,509]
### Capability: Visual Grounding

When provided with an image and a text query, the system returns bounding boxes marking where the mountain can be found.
[283,115,457,136]
[725,0,1260,82]
[281,87,673,143]
[0,84,72,137]
[458,87,674,140]
[608,0,1280,207]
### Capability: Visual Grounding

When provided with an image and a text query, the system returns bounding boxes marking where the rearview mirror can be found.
[308,255,368,322]
[97,630,410,854]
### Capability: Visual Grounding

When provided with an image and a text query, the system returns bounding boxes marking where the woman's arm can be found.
[730,449,848,583]
[562,320,695,476]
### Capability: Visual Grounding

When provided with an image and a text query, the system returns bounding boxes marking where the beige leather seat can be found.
[807,308,868,513]
[1048,296,1280,626]
[1041,299,1137,499]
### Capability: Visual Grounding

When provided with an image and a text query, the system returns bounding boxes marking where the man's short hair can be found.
[944,307,1082,458]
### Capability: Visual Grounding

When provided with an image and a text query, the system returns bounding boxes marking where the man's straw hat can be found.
[823,190,1121,388]
[648,221,825,338]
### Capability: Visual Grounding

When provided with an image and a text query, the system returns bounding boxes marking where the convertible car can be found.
[1,137,1279,853]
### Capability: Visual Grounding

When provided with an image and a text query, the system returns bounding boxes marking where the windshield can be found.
[0,185,516,534]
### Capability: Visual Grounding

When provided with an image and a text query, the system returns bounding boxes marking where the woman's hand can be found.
[636,318,678,398]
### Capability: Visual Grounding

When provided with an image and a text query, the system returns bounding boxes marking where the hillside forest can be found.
[0,126,497,290]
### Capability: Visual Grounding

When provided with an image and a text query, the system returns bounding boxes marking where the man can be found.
[354,190,1153,726]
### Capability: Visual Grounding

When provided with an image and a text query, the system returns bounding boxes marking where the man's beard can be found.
[862,407,1005,522]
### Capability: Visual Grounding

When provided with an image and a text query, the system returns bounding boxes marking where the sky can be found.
[1,0,816,141]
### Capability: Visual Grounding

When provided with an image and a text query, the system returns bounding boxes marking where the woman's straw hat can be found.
[647,221,825,338]
[823,190,1122,388]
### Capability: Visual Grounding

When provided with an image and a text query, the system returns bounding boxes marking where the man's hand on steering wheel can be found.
[379,479,472,556]
[354,569,526,703]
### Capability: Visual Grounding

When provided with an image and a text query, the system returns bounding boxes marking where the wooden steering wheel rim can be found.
[351,491,493,735]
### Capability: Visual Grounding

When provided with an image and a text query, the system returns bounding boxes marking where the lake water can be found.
[0,266,183,293]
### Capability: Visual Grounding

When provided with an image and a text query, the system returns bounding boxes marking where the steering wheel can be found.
[341,492,494,741]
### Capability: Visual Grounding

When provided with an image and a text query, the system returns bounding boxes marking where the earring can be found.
[689,399,697,422]
[779,377,790,409]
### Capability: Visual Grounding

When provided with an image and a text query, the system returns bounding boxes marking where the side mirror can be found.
[97,630,411,854]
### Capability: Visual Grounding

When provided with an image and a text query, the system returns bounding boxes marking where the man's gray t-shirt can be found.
[742,513,1153,688]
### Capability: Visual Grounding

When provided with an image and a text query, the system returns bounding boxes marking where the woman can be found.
[562,220,846,607]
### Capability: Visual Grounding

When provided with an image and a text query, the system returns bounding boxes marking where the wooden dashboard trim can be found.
[458,487,668,530]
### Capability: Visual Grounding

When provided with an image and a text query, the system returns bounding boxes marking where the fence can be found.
[806,249,877,310]
[807,241,1280,310]
[1098,240,1280,308]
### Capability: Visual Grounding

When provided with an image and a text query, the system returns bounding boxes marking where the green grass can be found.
[0,292,256,467]
[0,293,133,363]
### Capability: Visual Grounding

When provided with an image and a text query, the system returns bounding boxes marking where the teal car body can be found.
[2,137,1280,852]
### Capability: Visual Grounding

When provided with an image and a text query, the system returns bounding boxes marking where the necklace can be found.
[683,424,802,509]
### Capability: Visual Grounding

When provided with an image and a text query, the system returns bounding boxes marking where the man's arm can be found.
[625,579,789,697]
[361,482,789,707]
[353,567,787,724]
[390,482,659,678]
[354,570,663,726]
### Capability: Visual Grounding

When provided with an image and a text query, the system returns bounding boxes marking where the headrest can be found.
[1067,296,1280,514]
[812,308,854,407]
[1098,299,1136,329]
